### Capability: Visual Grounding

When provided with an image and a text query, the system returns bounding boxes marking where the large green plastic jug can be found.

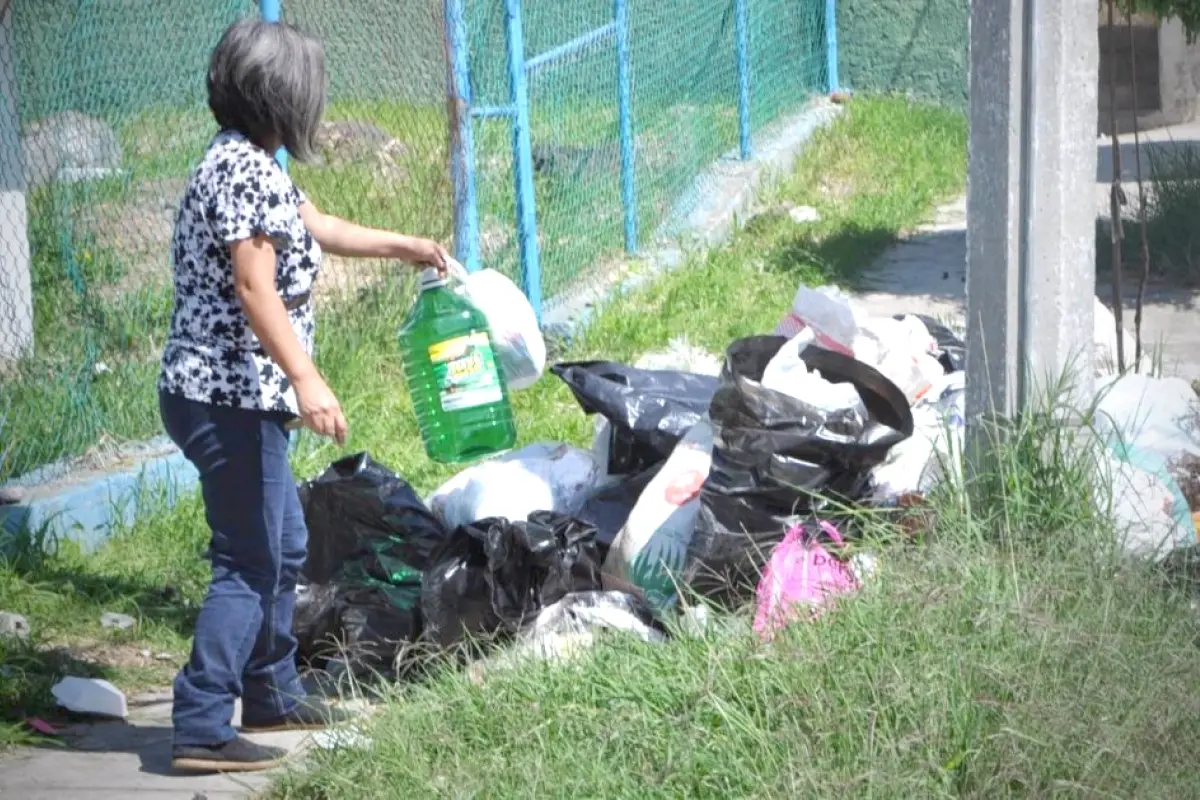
[399,268,517,463]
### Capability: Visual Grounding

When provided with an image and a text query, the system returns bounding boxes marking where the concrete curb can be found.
[0,98,843,554]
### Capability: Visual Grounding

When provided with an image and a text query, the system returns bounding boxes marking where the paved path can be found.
[854,193,1200,382]
[0,692,314,799]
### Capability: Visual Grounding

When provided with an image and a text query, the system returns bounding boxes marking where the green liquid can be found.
[399,274,517,464]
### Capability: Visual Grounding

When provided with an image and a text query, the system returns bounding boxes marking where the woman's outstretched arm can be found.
[299,201,450,269]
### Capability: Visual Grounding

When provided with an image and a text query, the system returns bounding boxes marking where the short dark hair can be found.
[207,18,325,162]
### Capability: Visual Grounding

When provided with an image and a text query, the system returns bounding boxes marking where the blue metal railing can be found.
[259,0,289,172]
[443,0,841,323]
[502,0,542,319]
[733,0,752,159]
[825,0,841,93]
[443,0,638,323]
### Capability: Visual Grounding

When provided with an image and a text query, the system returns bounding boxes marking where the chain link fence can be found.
[0,0,451,482]
[463,0,828,300]
[0,0,826,483]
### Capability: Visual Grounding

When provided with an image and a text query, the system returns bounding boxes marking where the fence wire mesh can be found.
[0,0,825,482]
[1,0,254,482]
[464,0,828,300]
[0,0,450,481]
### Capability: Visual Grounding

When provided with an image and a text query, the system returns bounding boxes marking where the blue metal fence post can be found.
[824,0,840,93]
[733,0,751,160]
[503,0,543,319]
[444,0,482,272]
[614,0,637,254]
[259,0,288,171]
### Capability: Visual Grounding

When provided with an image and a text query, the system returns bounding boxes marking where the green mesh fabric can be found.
[0,0,826,481]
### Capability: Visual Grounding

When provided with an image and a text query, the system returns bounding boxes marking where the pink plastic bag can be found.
[753,521,860,639]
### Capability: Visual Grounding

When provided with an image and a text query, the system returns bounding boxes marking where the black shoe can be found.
[241,697,355,733]
[171,735,288,773]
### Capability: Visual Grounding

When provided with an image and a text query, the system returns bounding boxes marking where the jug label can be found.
[429,332,504,412]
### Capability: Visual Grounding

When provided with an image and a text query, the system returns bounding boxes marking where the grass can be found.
[264,459,1200,797]
[254,99,1200,796]
[38,97,1197,797]
[0,95,961,751]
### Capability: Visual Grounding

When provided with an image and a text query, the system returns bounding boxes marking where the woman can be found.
[160,18,448,773]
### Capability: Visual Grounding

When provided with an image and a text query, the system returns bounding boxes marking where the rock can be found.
[787,205,821,224]
[51,676,128,719]
[99,612,136,630]
[0,611,30,640]
[0,486,25,505]
[314,120,406,179]
[21,111,123,188]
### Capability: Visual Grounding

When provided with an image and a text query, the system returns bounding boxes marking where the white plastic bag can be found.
[760,330,865,414]
[868,371,966,500]
[52,676,127,719]
[1100,451,1194,562]
[854,316,944,404]
[1093,297,1148,376]
[1091,373,1200,559]
[602,418,714,611]
[774,284,863,356]
[427,442,600,529]
[449,260,546,391]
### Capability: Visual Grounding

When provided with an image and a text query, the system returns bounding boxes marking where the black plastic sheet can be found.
[551,361,718,475]
[685,337,913,603]
[420,511,604,649]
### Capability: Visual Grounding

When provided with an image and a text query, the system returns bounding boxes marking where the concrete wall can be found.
[1157,18,1200,125]
[0,0,33,366]
[837,0,969,108]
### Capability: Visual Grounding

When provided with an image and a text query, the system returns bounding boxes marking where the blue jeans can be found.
[160,391,308,746]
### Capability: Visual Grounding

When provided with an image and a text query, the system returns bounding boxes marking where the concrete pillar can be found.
[0,1,33,367]
[965,0,1097,432]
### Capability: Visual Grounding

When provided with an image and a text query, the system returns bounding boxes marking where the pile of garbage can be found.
[292,284,1200,678]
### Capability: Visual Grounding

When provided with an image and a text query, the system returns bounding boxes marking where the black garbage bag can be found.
[552,361,718,475]
[293,580,421,673]
[482,511,604,625]
[685,336,913,603]
[294,453,446,672]
[897,313,966,373]
[298,452,448,586]
[419,511,604,649]
[419,530,499,651]
[332,583,422,672]
[293,582,338,664]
